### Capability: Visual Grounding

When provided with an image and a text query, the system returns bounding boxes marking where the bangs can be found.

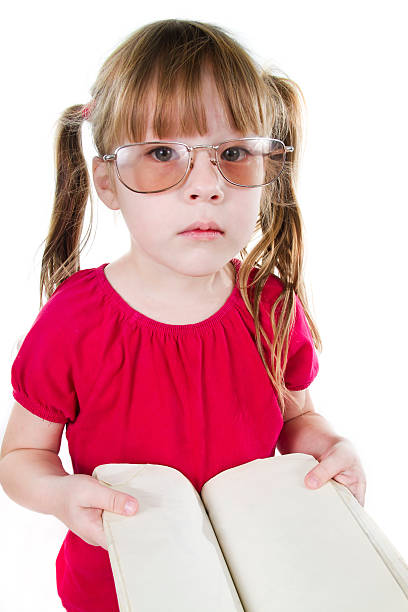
[109,39,272,148]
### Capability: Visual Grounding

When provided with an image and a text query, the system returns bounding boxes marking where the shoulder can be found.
[13,265,105,390]
[248,268,299,330]
[27,265,103,342]
[263,272,285,298]
[248,268,286,306]
[46,264,102,311]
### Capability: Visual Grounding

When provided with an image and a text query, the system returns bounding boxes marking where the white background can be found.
[1,1,407,610]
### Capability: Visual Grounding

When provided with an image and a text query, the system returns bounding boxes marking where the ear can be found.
[92,156,120,210]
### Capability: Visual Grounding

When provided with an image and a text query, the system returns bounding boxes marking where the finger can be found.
[87,483,139,516]
[78,507,109,549]
[355,479,367,507]
[304,454,343,489]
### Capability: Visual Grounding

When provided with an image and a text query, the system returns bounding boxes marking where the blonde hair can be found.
[39,19,322,416]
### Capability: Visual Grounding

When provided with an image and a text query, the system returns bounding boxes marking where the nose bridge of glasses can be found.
[188,144,218,169]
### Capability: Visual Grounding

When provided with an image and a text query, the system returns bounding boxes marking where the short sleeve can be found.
[11,299,79,424]
[284,293,319,391]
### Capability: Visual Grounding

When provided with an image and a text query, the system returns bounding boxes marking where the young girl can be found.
[0,18,366,612]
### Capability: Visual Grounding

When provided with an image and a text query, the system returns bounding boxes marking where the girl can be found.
[0,19,366,612]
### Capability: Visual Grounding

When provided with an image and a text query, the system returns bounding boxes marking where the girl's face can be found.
[93,71,262,283]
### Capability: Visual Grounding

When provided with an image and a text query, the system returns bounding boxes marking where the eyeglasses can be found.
[101,137,294,194]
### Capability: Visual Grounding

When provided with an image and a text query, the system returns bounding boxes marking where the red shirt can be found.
[11,257,319,611]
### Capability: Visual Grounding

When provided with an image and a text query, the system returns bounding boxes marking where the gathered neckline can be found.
[95,258,242,334]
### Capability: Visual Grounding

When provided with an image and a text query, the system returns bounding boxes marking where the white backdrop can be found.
[1,1,407,610]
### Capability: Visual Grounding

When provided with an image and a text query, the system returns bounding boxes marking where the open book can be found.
[92,453,408,611]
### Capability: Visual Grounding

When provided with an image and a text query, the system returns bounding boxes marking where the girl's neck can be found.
[103,256,236,325]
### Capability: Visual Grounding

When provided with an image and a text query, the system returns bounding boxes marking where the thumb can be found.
[304,469,322,489]
[98,483,139,516]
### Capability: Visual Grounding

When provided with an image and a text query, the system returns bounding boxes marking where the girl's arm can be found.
[0,401,70,515]
[277,389,342,457]
[0,448,70,516]
[0,402,139,549]
[277,389,367,506]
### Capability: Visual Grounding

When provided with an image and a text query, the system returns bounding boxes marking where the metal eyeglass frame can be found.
[101,137,294,194]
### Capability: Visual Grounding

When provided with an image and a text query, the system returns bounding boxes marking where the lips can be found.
[180,220,223,233]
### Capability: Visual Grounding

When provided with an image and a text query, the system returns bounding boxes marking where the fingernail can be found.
[308,476,320,488]
[124,501,138,515]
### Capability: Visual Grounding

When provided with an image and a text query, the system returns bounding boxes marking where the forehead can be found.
[143,71,242,141]
[144,108,240,142]
[114,62,266,149]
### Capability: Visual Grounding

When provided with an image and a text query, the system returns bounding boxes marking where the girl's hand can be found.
[304,437,367,506]
[53,473,139,550]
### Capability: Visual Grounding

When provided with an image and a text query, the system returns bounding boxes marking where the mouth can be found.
[179,220,224,233]
[178,229,224,240]
[180,229,224,234]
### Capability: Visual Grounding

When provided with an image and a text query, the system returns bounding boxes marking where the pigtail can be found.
[237,72,322,416]
[39,104,94,309]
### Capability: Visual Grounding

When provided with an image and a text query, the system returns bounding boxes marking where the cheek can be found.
[229,192,261,230]
[121,197,177,242]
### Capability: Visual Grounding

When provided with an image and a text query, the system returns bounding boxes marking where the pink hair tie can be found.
[82,100,95,120]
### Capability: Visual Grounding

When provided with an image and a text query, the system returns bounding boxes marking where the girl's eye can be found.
[147,146,178,162]
[221,147,248,162]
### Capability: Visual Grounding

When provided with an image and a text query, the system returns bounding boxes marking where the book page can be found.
[93,463,244,612]
[201,453,408,611]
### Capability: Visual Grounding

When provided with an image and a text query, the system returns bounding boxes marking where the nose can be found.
[183,147,224,202]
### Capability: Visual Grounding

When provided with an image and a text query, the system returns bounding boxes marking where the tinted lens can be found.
[218,139,286,186]
[116,143,190,192]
